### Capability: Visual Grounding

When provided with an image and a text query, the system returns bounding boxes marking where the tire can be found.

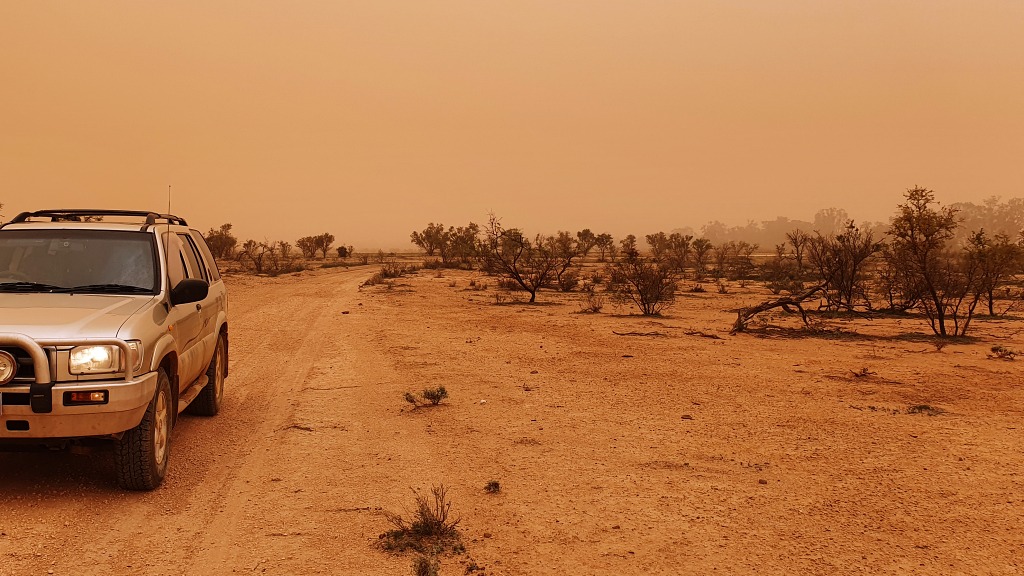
[115,369,172,490]
[186,332,225,417]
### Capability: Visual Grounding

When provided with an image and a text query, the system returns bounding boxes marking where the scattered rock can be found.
[758,479,768,485]
[681,414,693,420]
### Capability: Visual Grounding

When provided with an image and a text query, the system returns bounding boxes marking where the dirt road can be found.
[2,265,1022,576]
[0,267,420,575]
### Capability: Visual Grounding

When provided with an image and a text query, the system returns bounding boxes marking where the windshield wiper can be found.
[55,284,154,294]
[0,281,63,292]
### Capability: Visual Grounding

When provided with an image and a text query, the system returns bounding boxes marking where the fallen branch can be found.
[684,330,723,340]
[613,331,668,337]
[731,284,826,334]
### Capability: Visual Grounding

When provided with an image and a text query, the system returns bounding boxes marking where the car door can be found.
[163,233,206,391]
[178,232,219,367]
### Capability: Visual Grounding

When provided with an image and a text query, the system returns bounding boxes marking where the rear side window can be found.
[163,233,187,287]
[177,233,209,283]
[189,230,222,282]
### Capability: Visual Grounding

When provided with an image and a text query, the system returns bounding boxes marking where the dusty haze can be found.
[2,1,1022,249]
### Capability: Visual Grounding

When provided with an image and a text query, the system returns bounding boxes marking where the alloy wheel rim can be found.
[153,390,169,466]
[214,340,225,402]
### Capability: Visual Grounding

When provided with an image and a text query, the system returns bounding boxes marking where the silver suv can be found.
[0,209,228,490]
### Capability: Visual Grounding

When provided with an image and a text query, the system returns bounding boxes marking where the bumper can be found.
[0,371,158,438]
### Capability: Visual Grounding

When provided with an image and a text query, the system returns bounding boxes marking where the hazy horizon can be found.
[3,2,1022,250]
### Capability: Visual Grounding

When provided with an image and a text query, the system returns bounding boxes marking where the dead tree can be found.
[731,283,826,334]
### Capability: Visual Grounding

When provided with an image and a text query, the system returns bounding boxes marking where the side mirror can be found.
[170,279,209,306]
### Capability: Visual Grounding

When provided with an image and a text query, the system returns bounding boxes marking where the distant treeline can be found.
[408,188,1024,337]
[686,197,1024,250]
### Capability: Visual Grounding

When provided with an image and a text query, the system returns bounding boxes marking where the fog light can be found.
[64,391,109,405]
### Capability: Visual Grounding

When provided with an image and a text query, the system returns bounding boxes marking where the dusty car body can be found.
[0,209,228,489]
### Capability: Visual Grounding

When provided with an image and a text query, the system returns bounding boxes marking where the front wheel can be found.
[186,332,226,417]
[115,369,172,490]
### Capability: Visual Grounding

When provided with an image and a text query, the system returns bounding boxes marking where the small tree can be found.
[967,230,1021,315]
[296,236,317,258]
[667,233,693,276]
[448,223,480,267]
[549,231,582,291]
[711,241,735,279]
[620,234,637,253]
[889,187,975,336]
[576,229,597,257]
[205,224,238,260]
[645,232,670,259]
[875,243,921,312]
[785,228,810,273]
[763,244,800,295]
[240,239,271,274]
[806,222,880,311]
[691,238,713,277]
[477,215,559,303]
[594,233,615,262]
[410,223,446,256]
[313,233,335,259]
[610,249,678,315]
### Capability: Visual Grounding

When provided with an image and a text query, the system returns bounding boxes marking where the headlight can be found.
[69,346,120,374]
[69,341,144,375]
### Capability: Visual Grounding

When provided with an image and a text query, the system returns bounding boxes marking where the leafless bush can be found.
[610,249,678,315]
[577,291,605,313]
[806,221,879,311]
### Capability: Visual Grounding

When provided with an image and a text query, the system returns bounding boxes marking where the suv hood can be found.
[0,293,157,340]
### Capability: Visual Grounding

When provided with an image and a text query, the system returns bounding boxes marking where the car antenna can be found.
[164,185,172,300]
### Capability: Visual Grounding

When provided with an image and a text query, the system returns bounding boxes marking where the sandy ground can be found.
[1,265,1022,575]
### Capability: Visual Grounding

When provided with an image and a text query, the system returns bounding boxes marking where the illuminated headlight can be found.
[69,342,143,375]
[69,345,121,374]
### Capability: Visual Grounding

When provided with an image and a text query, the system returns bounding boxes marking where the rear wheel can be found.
[186,333,225,417]
[115,369,172,490]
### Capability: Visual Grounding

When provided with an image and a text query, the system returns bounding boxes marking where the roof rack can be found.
[7,210,188,227]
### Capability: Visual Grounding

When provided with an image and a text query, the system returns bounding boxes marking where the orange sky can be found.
[2,1,1022,250]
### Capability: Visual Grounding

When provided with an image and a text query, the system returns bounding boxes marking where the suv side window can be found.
[164,233,187,288]
[178,233,209,283]
[189,230,221,282]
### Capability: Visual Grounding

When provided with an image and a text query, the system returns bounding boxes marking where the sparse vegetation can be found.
[577,291,605,313]
[421,386,448,405]
[381,485,461,554]
[484,480,501,494]
[988,345,1017,360]
[609,249,678,315]
[907,404,944,416]
[412,555,439,576]
[404,387,448,407]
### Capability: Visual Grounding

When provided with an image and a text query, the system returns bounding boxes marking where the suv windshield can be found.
[0,230,159,294]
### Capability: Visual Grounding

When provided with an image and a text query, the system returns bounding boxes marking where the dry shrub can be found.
[412,555,439,576]
[577,291,605,313]
[381,485,461,554]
